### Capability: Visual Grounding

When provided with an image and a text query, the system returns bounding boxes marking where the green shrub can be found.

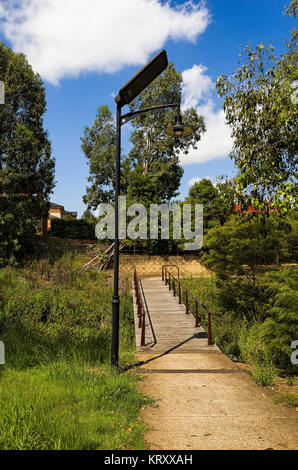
[212,313,244,357]
[283,211,298,261]
[258,268,298,372]
[238,322,268,365]
[49,219,96,239]
[181,269,298,375]
[202,214,288,281]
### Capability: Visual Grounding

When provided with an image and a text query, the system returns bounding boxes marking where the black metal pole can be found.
[111,102,121,369]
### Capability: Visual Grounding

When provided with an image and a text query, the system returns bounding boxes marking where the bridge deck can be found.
[134,277,220,354]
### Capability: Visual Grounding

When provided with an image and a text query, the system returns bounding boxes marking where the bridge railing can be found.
[133,267,146,346]
[162,266,221,346]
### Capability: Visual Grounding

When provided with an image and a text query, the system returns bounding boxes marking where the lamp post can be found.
[111,50,193,369]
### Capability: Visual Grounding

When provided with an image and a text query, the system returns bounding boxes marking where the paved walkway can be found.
[133,277,298,450]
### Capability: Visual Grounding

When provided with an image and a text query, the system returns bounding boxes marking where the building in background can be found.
[47,202,77,230]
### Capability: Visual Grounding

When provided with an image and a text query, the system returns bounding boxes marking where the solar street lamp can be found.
[111,50,193,369]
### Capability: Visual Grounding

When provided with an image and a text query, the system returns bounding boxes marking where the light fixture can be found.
[165,114,193,137]
[165,98,193,137]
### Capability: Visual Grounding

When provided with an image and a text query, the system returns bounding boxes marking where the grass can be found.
[250,363,277,387]
[0,363,147,450]
[0,252,147,450]
[274,392,298,408]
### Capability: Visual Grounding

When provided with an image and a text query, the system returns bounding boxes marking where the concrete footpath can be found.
[136,352,298,450]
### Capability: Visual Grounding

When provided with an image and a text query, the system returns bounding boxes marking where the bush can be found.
[259,268,298,372]
[238,322,268,365]
[0,254,146,450]
[284,211,298,261]
[202,214,288,281]
[49,219,96,239]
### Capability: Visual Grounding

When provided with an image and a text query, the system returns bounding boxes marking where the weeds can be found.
[250,363,277,387]
[274,392,298,408]
[0,253,145,450]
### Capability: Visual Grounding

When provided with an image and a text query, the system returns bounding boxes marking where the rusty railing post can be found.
[134,266,146,347]
[178,282,181,304]
[137,286,142,327]
[208,313,212,345]
[185,290,189,314]
[195,301,199,327]
[141,308,145,346]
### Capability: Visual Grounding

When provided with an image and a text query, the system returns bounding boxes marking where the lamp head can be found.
[115,50,168,107]
[165,114,193,137]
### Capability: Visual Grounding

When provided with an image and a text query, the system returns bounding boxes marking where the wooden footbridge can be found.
[133,266,221,354]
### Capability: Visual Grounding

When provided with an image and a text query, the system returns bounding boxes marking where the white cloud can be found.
[180,64,233,164]
[187,175,214,186]
[0,0,210,84]
[187,177,201,185]
[182,64,212,109]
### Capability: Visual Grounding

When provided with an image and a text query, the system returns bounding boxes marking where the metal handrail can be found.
[140,279,157,346]
[162,264,180,282]
[162,267,221,346]
[133,267,146,346]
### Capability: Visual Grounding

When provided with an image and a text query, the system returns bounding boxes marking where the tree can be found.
[82,63,206,215]
[0,43,55,264]
[81,105,130,209]
[184,178,227,234]
[216,5,298,214]
[127,63,205,205]
[203,215,288,282]
[202,214,291,321]
[81,208,96,222]
[283,0,297,18]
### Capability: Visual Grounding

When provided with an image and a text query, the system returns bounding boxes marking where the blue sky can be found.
[0,0,295,216]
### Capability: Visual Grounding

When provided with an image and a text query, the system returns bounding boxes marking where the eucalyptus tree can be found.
[0,43,55,263]
[216,2,297,214]
[82,63,206,210]
[127,62,205,205]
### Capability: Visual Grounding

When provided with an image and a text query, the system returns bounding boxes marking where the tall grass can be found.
[0,363,147,450]
[0,254,147,450]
